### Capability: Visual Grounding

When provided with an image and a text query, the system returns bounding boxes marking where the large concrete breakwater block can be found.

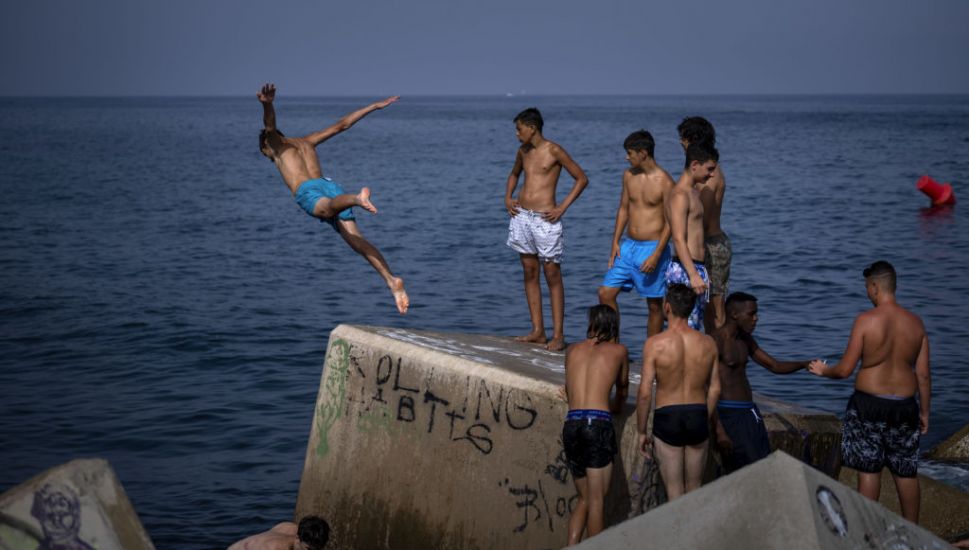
[0,458,154,550]
[295,325,843,550]
[574,451,952,550]
[927,422,969,462]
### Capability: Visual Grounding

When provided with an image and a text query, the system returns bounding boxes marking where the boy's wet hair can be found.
[677,116,716,146]
[297,515,330,550]
[863,260,897,292]
[258,128,284,159]
[725,291,758,315]
[623,130,655,158]
[514,108,544,133]
[665,284,697,319]
[684,141,719,169]
[587,304,619,343]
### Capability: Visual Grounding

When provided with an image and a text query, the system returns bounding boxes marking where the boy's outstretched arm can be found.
[303,96,400,146]
[751,342,811,374]
[542,145,589,223]
[258,83,277,130]
[808,315,866,379]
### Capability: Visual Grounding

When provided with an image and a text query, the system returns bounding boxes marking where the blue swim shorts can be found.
[601,239,671,298]
[293,177,356,227]
[665,259,709,331]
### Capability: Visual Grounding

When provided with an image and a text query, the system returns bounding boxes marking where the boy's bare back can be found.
[565,340,629,412]
[645,328,717,408]
[624,167,675,241]
[854,303,926,397]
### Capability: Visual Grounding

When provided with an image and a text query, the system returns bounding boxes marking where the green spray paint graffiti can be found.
[315,339,351,458]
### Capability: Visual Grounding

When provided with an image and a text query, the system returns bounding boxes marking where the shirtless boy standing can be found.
[665,142,719,331]
[506,108,589,351]
[257,83,409,314]
[809,261,931,523]
[598,130,675,338]
[677,117,731,332]
[637,284,720,500]
[228,516,329,550]
[712,292,816,473]
[562,305,629,545]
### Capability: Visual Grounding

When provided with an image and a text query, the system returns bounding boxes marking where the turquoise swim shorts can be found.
[294,177,356,228]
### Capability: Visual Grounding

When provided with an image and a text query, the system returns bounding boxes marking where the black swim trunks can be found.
[652,403,709,447]
[562,409,618,479]
[841,390,920,478]
[717,401,771,473]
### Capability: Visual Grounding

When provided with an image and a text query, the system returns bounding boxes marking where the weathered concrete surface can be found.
[295,325,844,550]
[575,451,952,549]
[0,458,154,550]
[839,467,969,542]
[927,422,969,462]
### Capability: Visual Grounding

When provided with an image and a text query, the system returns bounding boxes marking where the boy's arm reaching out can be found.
[542,145,589,223]
[303,96,400,146]
[808,315,866,379]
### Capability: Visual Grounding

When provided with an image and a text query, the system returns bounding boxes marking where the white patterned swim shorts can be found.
[507,208,563,263]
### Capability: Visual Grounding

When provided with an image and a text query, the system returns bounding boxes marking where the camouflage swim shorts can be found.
[704,232,732,296]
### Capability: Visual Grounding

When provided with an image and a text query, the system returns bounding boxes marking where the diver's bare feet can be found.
[390,277,408,314]
[515,331,547,345]
[546,337,566,352]
[357,188,378,214]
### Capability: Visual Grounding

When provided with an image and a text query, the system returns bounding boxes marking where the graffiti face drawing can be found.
[30,482,94,550]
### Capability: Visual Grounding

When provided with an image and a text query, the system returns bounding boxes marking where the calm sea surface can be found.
[1,95,967,548]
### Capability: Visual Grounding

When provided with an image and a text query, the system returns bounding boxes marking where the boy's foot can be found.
[390,277,408,314]
[515,332,547,345]
[357,187,378,214]
[546,337,566,352]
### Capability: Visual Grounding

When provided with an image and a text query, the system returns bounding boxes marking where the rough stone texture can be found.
[839,467,969,542]
[0,458,154,550]
[295,325,843,550]
[927,422,969,462]
[575,451,952,550]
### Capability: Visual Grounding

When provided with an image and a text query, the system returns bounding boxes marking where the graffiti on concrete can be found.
[499,438,579,535]
[348,353,539,456]
[30,482,94,550]
[315,339,351,458]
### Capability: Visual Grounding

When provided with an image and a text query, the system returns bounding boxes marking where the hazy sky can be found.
[3,0,968,96]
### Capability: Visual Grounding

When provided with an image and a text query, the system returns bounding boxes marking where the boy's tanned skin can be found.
[229,516,329,550]
[638,285,720,500]
[257,83,409,314]
[562,305,629,545]
[809,261,930,524]
[505,109,588,351]
[598,131,675,338]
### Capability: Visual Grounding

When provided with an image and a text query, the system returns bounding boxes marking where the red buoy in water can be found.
[916,175,956,206]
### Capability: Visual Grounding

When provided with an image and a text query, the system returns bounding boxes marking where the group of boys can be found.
[253,87,931,548]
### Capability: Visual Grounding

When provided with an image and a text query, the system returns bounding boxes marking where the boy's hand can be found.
[557,385,568,403]
[919,411,929,434]
[689,272,707,295]
[608,242,621,268]
[640,252,661,273]
[257,83,275,104]
[373,96,400,109]
[505,197,520,217]
[808,359,828,376]
[716,427,733,454]
[639,433,653,460]
[542,206,565,223]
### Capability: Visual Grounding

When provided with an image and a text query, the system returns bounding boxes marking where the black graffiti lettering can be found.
[393,357,420,393]
[475,380,503,423]
[509,483,541,533]
[505,390,537,430]
[375,355,393,385]
[556,497,567,517]
[545,443,570,484]
[461,423,493,455]
[538,479,553,531]
[446,409,465,440]
[423,390,450,434]
[397,395,415,422]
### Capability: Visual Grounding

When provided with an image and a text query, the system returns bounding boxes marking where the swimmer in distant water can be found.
[561,305,629,545]
[638,284,720,500]
[808,261,931,524]
[505,108,589,351]
[257,83,408,314]
[228,516,329,550]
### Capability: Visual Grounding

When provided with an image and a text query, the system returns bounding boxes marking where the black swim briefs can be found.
[652,403,709,447]
[841,390,920,478]
[562,410,618,479]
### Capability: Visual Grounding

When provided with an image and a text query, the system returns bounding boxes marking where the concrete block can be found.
[575,451,952,550]
[927,423,969,462]
[295,325,844,549]
[0,458,154,550]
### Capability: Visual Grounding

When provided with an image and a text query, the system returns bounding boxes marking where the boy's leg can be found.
[313,188,377,219]
[583,463,614,538]
[653,438,685,500]
[567,476,589,546]
[892,474,920,523]
[544,261,565,351]
[704,295,725,334]
[646,297,665,338]
[597,286,621,315]
[336,220,409,314]
[683,440,709,494]
[516,254,546,344]
[856,470,882,502]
